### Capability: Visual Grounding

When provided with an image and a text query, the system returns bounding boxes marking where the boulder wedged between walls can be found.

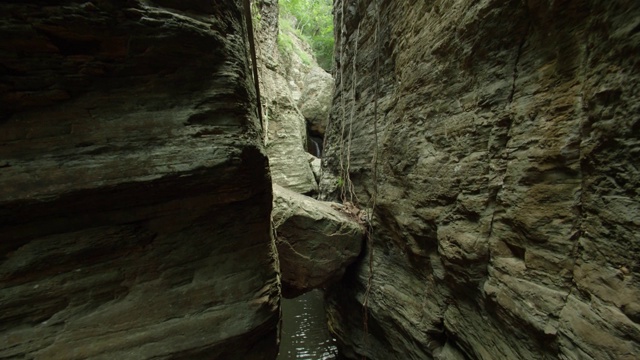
[272,184,365,298]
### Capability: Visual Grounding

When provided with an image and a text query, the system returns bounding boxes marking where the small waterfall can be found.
[307,136,323,158]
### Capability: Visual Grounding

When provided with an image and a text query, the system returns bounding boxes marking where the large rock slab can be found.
[0,2,279,359]
[272,184,364,298]
[322,1,640,359]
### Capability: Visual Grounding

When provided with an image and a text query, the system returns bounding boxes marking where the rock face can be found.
[299,66,334,136]
[322,1,640,359]
[0,2,279,359]
[254,0,318,194]
[254,0,334,194]
[272,184,364,298]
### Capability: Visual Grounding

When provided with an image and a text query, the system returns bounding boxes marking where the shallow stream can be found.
[277,289,338,360]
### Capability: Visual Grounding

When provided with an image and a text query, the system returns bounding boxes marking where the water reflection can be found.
[278,289,338,360]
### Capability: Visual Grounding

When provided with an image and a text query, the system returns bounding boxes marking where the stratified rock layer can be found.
[321,1,640,359]
[272,184,364,298]
[0,2,279,359]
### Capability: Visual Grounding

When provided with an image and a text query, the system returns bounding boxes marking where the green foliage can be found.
[278,16,312,66]
[278,0,334,71]
[277,18,295,54]
[250,1,262,30]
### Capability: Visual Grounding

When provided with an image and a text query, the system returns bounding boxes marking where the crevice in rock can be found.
[507,19,531,104]
[306,124,324,158]
[504,241,526,260]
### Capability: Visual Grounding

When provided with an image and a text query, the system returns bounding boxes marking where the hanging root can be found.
[334,1,382,356]
[338,0,348,202]
[362,0,381,356]
[345,21,361,205]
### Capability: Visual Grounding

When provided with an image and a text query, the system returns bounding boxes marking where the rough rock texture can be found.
[322,1,640,359]
[299,66,334,136]
[254,0,318,194]
[309,154,322,183]
[272,184,364,298]
[0,2,279,359]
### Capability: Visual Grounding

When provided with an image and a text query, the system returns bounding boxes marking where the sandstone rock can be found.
[322,0,640,359]
[299,67,334,136]
[308,153,322,184]
[264,93,317,194]
[254,0,318,194]
[272,184,364,298]
[0,2,278,359]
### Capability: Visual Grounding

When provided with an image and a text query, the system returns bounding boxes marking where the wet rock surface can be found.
[272,184,364,298]
[0,1,278,359]
[322,1,640,359]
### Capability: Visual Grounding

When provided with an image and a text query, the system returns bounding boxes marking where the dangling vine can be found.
[362,0,381,353]
[337,0,360,206]
[344,22,360,205]
[334,1,382,354]
[337,0,348,203]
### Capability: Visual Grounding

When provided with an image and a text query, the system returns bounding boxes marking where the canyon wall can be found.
[0,1,279,359]
[254,0,318,194]
[321,0,640,359]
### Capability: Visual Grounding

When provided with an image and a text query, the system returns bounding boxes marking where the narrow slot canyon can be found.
[1,1,639,360]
